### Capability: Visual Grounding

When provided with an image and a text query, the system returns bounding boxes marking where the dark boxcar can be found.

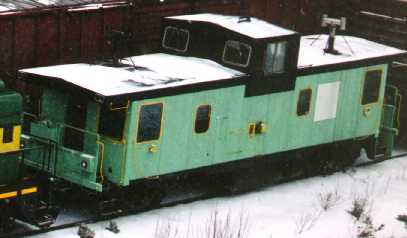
[0,0,246,87]
[0,0,337,87]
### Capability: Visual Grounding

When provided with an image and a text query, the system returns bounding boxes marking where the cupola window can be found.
[162,26,190,53]
[264,41,287,75]
[222,40,252,67]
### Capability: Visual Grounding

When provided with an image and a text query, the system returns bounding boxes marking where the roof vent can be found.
[321,14,346,55]
[238,16,251,23]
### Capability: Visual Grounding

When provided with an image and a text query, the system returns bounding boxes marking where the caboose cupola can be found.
[161,13,301,96]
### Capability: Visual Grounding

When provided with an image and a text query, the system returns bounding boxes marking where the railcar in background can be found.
[16,13,405,214]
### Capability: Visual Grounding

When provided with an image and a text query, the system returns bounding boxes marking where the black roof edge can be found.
[297,53,407,76]
[18,71,248,105]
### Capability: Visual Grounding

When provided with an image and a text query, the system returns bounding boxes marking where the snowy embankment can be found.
[33,152,407,238]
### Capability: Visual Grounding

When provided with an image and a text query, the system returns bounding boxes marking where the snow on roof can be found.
[19,53,244,97]
[298,35,406,69]
[166,13,296,39]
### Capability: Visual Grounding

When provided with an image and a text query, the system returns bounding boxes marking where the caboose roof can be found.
[19,35,406,101]
[165,13,296,39]
[298,35,406,71]
[19,53,245,98]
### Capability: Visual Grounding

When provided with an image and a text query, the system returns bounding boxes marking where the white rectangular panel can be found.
[314,81,340,122]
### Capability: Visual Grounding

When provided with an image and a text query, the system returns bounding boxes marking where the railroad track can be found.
[0,193,214,238]
[356,151,407,167]
[1,151,406,238]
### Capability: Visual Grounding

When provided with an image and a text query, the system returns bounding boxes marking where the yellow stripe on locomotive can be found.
[0,186,38,200]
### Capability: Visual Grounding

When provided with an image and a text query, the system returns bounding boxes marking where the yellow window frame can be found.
[194,104,212,134]
[297,88,312,117]
[97,101,130,144]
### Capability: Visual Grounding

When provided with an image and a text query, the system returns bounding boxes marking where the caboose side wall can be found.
[22,63,388,191]
[120,64,387,186]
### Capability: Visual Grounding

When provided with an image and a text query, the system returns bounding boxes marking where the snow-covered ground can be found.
[32,151,407,238]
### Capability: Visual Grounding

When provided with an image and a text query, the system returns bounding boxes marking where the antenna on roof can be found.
[321,14,346,55]
[238,16,251,23]
[106,28,130,66]
[239,0,250,21]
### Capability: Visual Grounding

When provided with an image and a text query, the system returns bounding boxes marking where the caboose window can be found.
[297,89,312,116]
[162,26,190,53]
[195,105,211,134]
[98,102,128,141]
[2,125,13,143]
[264,41,287,75]
[362,70,382,105]
[137,103,163,143]
[222,40,252,67]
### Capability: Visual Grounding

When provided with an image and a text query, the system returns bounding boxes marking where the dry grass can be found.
[294,207,321,234]
[153,208,250,238]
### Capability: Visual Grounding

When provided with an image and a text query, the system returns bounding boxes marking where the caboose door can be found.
[132,102,164,177]
[356,68,386,137]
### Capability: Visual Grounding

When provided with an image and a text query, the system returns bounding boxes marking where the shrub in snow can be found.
[348,198,369,221]
[355,216,384,238]
[317,187,342,211]
[153,220,179,238]
[294,208,321,234]
[202,209,250,238]
[347,197,384,238]
[153,208,250,238]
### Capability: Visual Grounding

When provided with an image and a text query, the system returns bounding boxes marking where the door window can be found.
[137,103,163,143]
[63,97,87,151]
[98,102,128,141]
[362,70,382,105]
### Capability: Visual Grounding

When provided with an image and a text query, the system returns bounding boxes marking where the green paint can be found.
[24,64,390,191]
[0,89,21,184]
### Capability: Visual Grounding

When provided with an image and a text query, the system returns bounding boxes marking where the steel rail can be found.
[0,193,211,238]
[355,152,407,167]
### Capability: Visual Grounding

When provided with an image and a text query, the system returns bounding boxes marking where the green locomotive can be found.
[16,14,404,213]
[0,81,57,230]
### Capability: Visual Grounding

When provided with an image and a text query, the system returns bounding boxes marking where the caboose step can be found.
[35,214,55,227]
[17,199,59,228]
[31,203,59,227]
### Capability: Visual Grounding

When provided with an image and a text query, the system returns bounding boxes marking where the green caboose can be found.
[18,14,404,206]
